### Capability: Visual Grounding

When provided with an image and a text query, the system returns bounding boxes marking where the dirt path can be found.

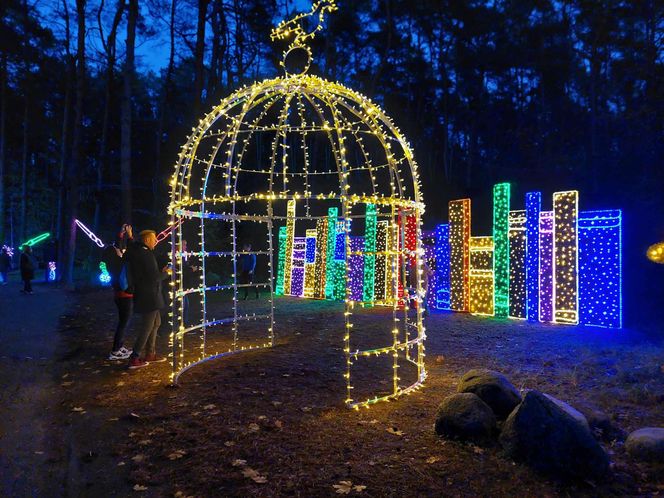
[0,279,71,495]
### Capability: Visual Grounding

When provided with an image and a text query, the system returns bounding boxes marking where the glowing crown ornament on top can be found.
[167,0,426,410]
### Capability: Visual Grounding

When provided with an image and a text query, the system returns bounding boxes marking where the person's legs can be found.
[131,310,158,359]
[112,297,133,352]
[240,271,249,299]
[147,311,161,356]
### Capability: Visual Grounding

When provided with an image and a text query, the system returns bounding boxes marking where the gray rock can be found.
[457,369,521,420]
[500,390,609,480]
[434,393,496,443]
[625,428,664,462]
[543,394,590,431]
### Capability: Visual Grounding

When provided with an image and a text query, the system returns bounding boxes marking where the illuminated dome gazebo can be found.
[168,0,426,409]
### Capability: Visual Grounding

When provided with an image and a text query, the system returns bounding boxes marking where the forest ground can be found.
[1,281,664,497]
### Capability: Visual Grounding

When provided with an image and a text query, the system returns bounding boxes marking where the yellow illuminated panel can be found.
[553,191,579,324]
[469,236,494,316]
[449,199,470,311]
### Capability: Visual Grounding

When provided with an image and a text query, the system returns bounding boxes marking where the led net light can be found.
[525,192,541,322]
[313,218,328,298]
[433,223,450,310]
[275,226,287,295]
[363,204,377,305]
[374,220,389,302]
[579,210,622,328]
[538,211,554,323]
[325,207,338,299]
[493,183,510,318]
[291,237,306,297]
[348,236,365,301]
[553,191,579,324]
[167,0,426,410]
[469,236,494,316]
[304,229,317,298]
[449,199,470,311]
[508,210,527,319]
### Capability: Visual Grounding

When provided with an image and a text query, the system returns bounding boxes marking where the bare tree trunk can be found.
[63,0,86,287]
[94,0,124,233]
[0,54,6,244]
[57,0,74,275]
[120,0,137,222]
[153,0,177,216]
[20,95,28,242]
[193,0,210,117]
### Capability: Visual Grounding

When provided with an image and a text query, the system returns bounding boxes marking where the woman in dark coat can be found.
[20,246,36,294]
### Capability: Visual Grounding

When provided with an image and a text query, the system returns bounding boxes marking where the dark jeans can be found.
[131,310,161,359]
[23,279,32,292]
[240,270,258,299]
[113,297,133,352]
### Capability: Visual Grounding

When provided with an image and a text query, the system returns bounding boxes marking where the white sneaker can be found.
[118,346,133,356]
[109,348,132,360]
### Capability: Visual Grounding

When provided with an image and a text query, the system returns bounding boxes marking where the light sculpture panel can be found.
[538,211,554,323]
[433,223,451,310]
[578,210,622,328]
[469,236,494,316]
[553,191,579,324]
[525,192,541,322]
[449,199,470,311]
[508,210,527,319]
[303,229,317,298]
[493,183,510,318]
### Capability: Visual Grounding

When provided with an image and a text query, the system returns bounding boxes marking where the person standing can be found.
[20,246,36,294]
[239,243,258,300]
[102,224,134,360]
[0,246,11,285]
[126,229,170,369]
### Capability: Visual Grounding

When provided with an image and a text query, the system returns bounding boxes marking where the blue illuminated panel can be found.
[525,192,541,322]
[578,210,622,328]
[433,223,451,310]
[348,237,365,301]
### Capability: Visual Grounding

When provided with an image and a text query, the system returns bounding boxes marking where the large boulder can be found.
[625,428,664,462]
[434,393,496,443]
[457,369,521,420]
[499,390,609,480]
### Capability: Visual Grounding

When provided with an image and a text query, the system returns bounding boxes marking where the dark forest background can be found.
[1,0,663,327]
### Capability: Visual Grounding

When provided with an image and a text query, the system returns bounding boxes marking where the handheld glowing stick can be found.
[155,219,184,245]
[74,219,105,248]
[21,232,51,248]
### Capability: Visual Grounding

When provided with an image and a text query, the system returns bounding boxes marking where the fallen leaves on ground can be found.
[167,450,187,460]
[386,427,404,436]
[333,480,367,494]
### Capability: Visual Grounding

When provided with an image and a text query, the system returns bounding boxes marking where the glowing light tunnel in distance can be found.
[578,210,622,328]
[525,192,541,322]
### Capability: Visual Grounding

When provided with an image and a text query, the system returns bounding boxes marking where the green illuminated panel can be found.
[493,183,510,317]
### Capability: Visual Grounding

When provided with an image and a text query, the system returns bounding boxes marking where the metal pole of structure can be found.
[267,200,275,347]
